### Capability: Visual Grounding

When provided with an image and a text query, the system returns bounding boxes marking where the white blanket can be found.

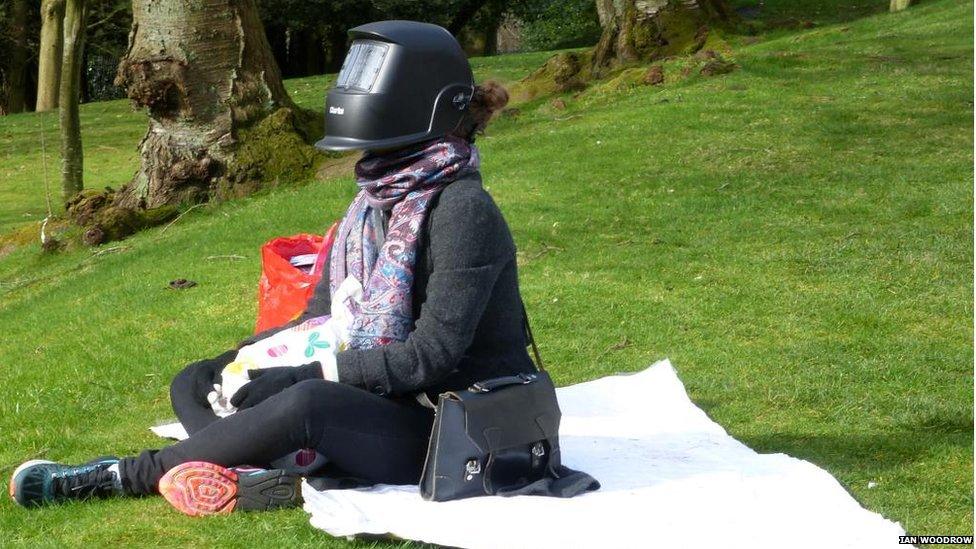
[300,360,906,548]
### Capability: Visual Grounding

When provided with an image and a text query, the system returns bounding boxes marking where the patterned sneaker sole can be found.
[159,462,301,517]
[8,460,55,504]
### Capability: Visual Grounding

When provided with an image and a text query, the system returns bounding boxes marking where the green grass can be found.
[0,0,972,545]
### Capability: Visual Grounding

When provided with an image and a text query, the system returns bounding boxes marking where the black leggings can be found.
[118,357,434,495]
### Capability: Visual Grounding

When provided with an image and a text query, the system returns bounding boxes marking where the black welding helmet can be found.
[315,21,475,152]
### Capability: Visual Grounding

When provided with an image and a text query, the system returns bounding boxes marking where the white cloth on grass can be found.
[150,422,189,440]
[300,360,906,549]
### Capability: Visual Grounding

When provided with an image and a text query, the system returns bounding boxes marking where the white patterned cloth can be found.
[209,277,363,417]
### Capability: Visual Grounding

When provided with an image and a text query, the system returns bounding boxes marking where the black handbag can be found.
[419,308,565,501]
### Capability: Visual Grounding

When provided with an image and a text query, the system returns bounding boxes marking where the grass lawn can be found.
[0,0,972,546]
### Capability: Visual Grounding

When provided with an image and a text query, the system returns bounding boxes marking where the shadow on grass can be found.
[728,0,892,30]
[738,415,974,474]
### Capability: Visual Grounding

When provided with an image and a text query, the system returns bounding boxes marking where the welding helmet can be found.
[315,20,475,152]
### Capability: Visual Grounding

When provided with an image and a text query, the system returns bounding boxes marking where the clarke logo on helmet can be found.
[329,106,345,115]
[452,91,471,110]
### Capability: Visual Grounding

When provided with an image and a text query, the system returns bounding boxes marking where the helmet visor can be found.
[335,40,390,92]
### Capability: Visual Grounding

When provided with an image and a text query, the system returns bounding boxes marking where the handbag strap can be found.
[521,302,545,372]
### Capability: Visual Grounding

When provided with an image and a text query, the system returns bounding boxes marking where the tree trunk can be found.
[5,0,30,113]
[326,27,348,72]
[37,0,66,112]
[448,0,490,35]
[281,28,325,78]
[304,30,326,76]
[890,0,911,12]
[592,0,733,69]
[59,0,86,202]
[114,0,310,210]
[266,24,289,76]
[482,0,507,56]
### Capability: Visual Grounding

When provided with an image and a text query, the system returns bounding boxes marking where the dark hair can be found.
[454,80,509,141]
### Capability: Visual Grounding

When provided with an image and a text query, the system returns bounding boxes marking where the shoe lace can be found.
[51,464,116,499]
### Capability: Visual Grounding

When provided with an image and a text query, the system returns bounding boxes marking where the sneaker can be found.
[9,457,121,508]
[158,461,301,516]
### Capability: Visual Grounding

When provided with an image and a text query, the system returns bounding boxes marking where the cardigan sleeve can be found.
[335,188,514,396]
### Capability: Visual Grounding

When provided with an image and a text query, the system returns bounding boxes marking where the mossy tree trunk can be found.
[113,0,305,210]
[890,0,911,12]
[592,0,734,70]
[36,0,66,112]
[59,0,86,201]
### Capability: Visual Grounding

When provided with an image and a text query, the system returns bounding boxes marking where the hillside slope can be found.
[0,1,972,545]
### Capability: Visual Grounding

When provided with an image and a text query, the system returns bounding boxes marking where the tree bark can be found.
[890,0,911,12]
[59,0,86,202]
[592,0,733,69]
[448,0,491,35]
[303,30,326,76]
[482,0,507,56]
[283,28,324,78]
[37,0,66,112]
[5,0,30,113]
[326,27,348,72]
[114,0,305,209]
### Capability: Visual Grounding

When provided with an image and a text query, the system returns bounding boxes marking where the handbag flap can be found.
[449,371,560,453]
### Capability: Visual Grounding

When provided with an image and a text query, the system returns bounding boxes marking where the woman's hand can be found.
[229,362,323,410]
[188,349,237,403]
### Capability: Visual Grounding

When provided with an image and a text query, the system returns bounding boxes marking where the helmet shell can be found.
[315,21,474,152]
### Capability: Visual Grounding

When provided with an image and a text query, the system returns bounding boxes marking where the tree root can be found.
[66,189,178,246]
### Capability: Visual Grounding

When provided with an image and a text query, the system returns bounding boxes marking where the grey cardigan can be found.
[247,172,537,399]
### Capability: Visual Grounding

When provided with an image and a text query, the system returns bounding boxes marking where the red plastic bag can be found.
[254,223,338,334]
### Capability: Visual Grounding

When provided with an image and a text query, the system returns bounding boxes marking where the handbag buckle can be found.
[465,459,481,481]
[531,442,546,457]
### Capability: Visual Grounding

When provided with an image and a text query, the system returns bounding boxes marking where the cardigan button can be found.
[371,385,386,396]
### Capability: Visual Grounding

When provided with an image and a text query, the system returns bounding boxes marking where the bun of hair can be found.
[474,80,509,114]
[459,80,509,139]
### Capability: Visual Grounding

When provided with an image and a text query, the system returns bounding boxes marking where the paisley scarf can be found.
[329,135,479,349]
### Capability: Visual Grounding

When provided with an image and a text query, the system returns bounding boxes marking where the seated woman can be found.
[9,21,536,516]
